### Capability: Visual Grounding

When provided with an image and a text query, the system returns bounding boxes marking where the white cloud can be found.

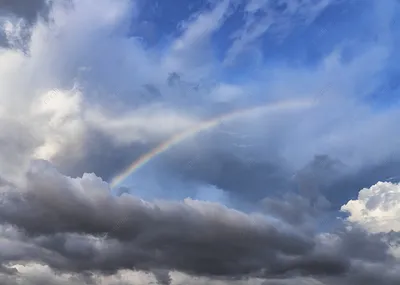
[0,263,325,285]
[341,181,400,233]
[85,105,198,146]
[209,83,244,103]
[5,263,157,285]
[30,87,85,160]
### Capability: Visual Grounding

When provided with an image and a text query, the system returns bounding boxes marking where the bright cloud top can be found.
[342,181,400,233]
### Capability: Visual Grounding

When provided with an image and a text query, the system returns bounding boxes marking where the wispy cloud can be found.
[224,0,333,65]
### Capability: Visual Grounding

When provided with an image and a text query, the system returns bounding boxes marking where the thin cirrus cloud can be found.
[0,0,400,284]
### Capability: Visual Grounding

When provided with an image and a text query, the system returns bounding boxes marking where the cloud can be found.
[164,0,233,79]
[260,193,328,228]
[0,0,397,189]
[0,0,55,49]
[224,0,332,64]
[84,104,198,146]
[0,162,398,285]
[0,160,315,275]
[0,0,50,23]
[0,0,400,284]
[341,181,400,233]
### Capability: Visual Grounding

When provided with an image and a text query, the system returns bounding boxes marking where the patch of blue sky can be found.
[210,1,246,59]
[367,71,400,110]
[128,0,213,48]
[255,1,370,66]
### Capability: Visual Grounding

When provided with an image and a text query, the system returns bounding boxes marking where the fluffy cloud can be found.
[342,181,400,233]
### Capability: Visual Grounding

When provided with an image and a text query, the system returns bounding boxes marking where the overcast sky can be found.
[0,0,400,284]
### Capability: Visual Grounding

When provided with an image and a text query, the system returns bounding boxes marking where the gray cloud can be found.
[0,161,315,275]
[0,162,398,285]
[51,129,153,183]
[0,0,61,50]
[0,0,51,24]
[152,269,172,285]
[158,145,293,203]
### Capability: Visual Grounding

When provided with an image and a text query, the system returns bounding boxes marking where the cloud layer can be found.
[1,0,400,284]
[0,162,399,284]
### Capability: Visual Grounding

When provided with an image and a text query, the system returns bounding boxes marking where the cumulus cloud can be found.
[342,181,400,233]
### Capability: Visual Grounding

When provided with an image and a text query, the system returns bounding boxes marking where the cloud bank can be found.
[0,162,399,284]
[0,0,400,284]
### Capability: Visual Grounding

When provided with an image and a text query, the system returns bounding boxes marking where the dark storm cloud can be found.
[0,161,318,276]
[2,228,397,284]
[336,227,394,262]
[0,0,51,24]
[319,261,400,285]
[262,228,399,284]
[0,160,398,285]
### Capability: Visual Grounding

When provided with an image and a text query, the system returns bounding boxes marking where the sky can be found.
[0,0,400,284]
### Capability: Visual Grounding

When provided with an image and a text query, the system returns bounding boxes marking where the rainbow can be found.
[110,99,315,188]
